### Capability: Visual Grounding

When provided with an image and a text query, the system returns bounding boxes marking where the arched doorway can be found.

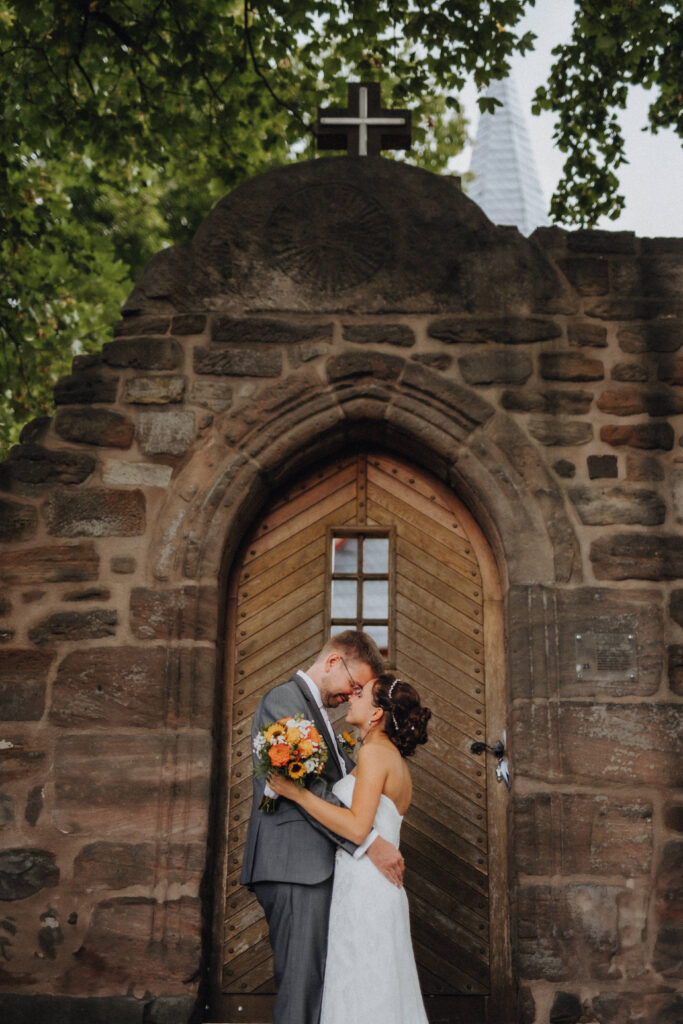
[211,451,511,1022]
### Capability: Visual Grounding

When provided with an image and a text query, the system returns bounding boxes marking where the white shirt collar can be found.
[296,669,323,709]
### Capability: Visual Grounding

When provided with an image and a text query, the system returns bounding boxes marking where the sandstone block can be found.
[0,848,59,900]
[402,362,493,425]
[111,555,136,574]
[0,996,146,1023]
[0,444,95,492]
[667,645,683,695]
[29,610,118,647]
[54,408,134,448]
[19,417,51,444]
[63,587,111,602]
[587,298,675,320]
[171,314,206,335]
[658,356,683,385]
[342,323,415,347]
[587,455,618,479]
[122,375,185,404]
[0,498,37,542]
[427,316,561,344]
[618,322,682,353]
[53,374,118,406]
[50,646,214,729]
[0,542,99,584]
[212,316,332,346]
[670,590,683,628]
[568,485,665,525]
[129,587,218,641]
[552,459,576,478]
[25,785,43,826]
[458,351,532,385]
[44,488,145,537]
[0,596,11,617]
[114,316,171,336]
[612,362,649,382]
[559,256,609,295]
[664,804,683,833]
[549,992,581,1024]
[592,992,682,1024]
[512,701,681,785]
[673,469,683,524]
[189,379,233,412]
[193,346,282,377]
[502,390,592,414]
[597,389,645,415]
[514,793,653,876]
[527,417,593,446]
[508,585,663,699]
[411,353,452,371]
[568,321,608,347]
[0,650,52,720]
[327,351,404,382]
[600,422,674,450]
[591,533,683,580]
[137,410,195,457]
[102,337,183,370]
[567,229,636,254]
[539,352,604,381]
[625,453,664,481]
[0,792,15,827]
[102,460,173,488]
[288,340,333,366]
[73,841,204,891]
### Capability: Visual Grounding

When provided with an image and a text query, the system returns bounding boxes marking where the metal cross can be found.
[317,82,411,157]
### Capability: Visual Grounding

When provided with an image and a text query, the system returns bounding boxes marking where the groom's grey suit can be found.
[240,672,358,1024]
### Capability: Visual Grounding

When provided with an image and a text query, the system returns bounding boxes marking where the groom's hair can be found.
[322,630,385,676]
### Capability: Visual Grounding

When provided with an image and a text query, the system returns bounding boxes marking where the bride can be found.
[268,672,431,1024]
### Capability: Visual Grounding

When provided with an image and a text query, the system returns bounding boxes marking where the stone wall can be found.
[0,158,681,1023]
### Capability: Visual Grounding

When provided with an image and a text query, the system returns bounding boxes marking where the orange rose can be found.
[268,744,290,767]
[298,739,314,759]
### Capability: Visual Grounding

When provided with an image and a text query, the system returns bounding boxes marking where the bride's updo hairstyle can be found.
[372,672,431,758]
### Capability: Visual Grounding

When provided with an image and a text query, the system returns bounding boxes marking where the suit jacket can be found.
[240,673,358,887]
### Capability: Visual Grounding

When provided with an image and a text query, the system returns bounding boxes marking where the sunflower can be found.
[265,723,285,742]
[341,731,356,748]
[288,761,306,780]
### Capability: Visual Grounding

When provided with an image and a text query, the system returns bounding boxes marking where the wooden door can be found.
[212,453,510,1022]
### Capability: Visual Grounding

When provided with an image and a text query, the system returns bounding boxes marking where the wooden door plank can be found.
[269,457,357,516]
[371,454,474,541]
[396,551,483,620]
[236,613,324,679]
[242,485,357,562]
[412,936,487,994]
[406,804,488,873]
[239,538,326,613]
[397,636,485,719]
[237,591,324,661]
[397,619,486,692]
[402,824,488,896]
[240,521,328,591]
[396,592,484,663]
[261,462,357,532]
[240,571,325,636]
[406,868,489,936]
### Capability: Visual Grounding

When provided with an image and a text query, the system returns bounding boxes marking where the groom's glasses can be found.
[339,655,363,696]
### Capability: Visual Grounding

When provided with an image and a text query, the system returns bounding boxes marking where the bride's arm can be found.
[268,745,387,845]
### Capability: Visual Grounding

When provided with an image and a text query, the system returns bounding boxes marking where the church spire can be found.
[467,75,549,236]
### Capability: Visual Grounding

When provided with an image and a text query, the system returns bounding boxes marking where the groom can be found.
[240,630,405,1024]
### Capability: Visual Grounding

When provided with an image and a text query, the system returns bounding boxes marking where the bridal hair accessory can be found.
[388,678,400,732]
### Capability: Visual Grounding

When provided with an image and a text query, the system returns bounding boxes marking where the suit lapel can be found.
[293,674,344,778]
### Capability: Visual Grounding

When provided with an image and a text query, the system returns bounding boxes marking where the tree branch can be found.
[243,0,311,138]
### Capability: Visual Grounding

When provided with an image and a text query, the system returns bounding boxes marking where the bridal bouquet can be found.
[253,715,328,812]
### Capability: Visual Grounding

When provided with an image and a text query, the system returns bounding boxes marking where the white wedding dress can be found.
[321,774,429,1024]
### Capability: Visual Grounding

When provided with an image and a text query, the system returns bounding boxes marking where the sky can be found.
[454,0,683,239]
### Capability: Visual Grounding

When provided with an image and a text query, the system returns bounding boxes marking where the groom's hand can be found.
[366,836,404,887]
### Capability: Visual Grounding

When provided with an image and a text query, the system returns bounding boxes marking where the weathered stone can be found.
[0,444,96,492]
[513,701,682,785]
[50,646,214,729]
[518,987,535,1024]
[601,422,674,450]
[72,353,102,372]
[653,924,683,979]
[672,469,683,524]
[114,316,171,337]
[53,374,118,406]
[567,229,636,254]
[552,459,576,478]
[568,485,665,525]
[29,610,118,647]
[670,590,683,628]
[612,361,649,382]
[19,417,51,444]
[410,353,452,371]
[539,352,604,381]
[0,793,15,828]
[44,488,145,537]
[0,996,147,1024]
[102,337,183,370]
[587,454,618,479]
[0,543,98,584]
[130,587,218,641]
[427,316,561,344]
[618,322,682,353]
[668,645,683,695]
[111,555,136,574]
[342,323,415,347]
[658,356,683,385]
[21,590,45,603]
[288,340,332,366]
[54,408,134,449]
[587,298,676,320]
[137,409,195,457]
[458,350,532,385]
[568,320,608,347]
[653,842,683,978]
[0,650,52,720]
[25,785,43,826]
[73,842,204,891]
[0,628,15,643]
[501,389,592,414]
[625,452,664,481]
[38,908,63,959]
[0,498,37,542]
[664,803,683,833]
[212,316,333,346]
[0,596,11,616]
[170,313,206,335]
[527,417,593,446]
[549,991,581,1024]
[559,257,609,295]
[508,586,664,699]
[102,460,173,488]
[63,587,111,602]
[402,362,494,427]
[327,351,405,382]
[193,346,282,377]
[514,793,653,876]
[592,993,683,1024]
[597,389,646,415]
[610,254,683,300]
[0,849,59,900]
[122,375,185,404]
[143,995,197,1024]
[591,533,683,580]
[189,379,233,412]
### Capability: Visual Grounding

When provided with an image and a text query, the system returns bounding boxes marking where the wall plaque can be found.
[575,631,637,682]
